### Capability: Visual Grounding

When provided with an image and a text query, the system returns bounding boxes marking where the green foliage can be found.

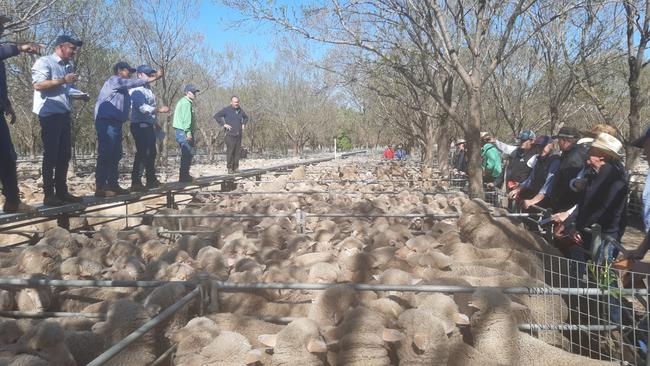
[336,131,353,151]
[587,260,621,299]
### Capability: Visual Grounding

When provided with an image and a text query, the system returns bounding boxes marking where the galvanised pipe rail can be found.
[87,287,200,366]
[0,278,645,296]
[0,311,105,319]
[77,212,540,219]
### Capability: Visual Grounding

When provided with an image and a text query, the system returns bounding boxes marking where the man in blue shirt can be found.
[31,35,86,206]
[0,13,41,213]
[129,65,169,192]
[214,96,248,174]
[94,62,161,197]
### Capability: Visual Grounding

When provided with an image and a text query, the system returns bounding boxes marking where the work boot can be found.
[227,169,234,174]
[3,201,37,214]
[146,179,161,189]
[110,185,130,195]
[130,182,147,192]
[179,175,195,183]
[43,195,65,207]
[95,185,116,198]
[57,192,84,203]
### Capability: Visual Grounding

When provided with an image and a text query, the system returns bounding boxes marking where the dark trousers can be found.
[225,134,242,171]
[39,112,71,196]
[130,123,157,185]
[175,128,194,179]
[0,113,19,204]
[95,118,123,188]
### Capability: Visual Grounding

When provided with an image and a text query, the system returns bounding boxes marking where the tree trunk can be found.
[466,90,483,198]
[627,67,642,170]
[436,117,451,174]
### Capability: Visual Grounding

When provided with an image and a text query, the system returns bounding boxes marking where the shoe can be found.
[110,185,130,195]
[3,201,37,214]
[130,183,147,192]
[43,195,65,207]
[179,175,196,183]
[95,188,116,198]
[146,179,161,189]
[227,169,234,174]
[57,193,83,203]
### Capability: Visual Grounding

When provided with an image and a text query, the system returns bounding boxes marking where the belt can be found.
[135,123,153,128]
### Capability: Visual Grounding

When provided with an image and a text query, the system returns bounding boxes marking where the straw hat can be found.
[456,138,466,145]
[480,132,491,140]
[590,132,623,159]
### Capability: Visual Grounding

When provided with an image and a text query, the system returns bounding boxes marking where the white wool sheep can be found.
[394,308,448,365]
[259,318,327,366]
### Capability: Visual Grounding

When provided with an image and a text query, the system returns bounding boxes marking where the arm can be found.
[213,108,226,125]
[494,139,517,155]
[112,77,147,91]
[0,44,19,61]
[538,159,561,195]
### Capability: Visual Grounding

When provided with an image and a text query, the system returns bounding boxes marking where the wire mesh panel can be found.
[522,250,650,365]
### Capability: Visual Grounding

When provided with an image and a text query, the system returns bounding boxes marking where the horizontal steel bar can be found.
[0,311,105,319]
[77,212,540,219]
[87,286,200,366]
[192,190,436,196]
[518,324,621,332]
[0,278,192,288]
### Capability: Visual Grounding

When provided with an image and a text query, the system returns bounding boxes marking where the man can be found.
[129,65,169,192]
[480,132,502,187]
[452,139,467,174]
[0,14,41,213]
[382,145,394,160]
[31,35,86,206]
[214,96,248,174]
[395,145,407,160]
[495,130,537,190]
[508,136,560,209]
[622,125,650,260]
[547,126,585,215]
[94,62,162,197]
[174,84,199,182]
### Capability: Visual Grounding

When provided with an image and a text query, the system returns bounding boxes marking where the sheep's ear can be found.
[322,326,337,339]
[372,274,380,281]
[411,278,422,285]
[245,349,262,364]
[413,333,427,350]
[453,312,470,325]
[443,322,456,335]
[258,334,277,348]
[510,301,528,311]
[382,328,405,343]
[306,338,328,353]
[144,304,161,317]
[468,300,480,310]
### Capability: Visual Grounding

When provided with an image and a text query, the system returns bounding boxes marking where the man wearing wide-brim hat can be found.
[452,138,467,174]
[560,132,628,260]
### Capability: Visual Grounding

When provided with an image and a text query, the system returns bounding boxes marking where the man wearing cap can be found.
[480,132,502,187]
[452,139,467,174]
[129,65,169,192]
[94,62,162,197]
[174,85,199,182]
[495,130,537,191]
[508,136,560,209]
[214,96,248,174]
[547,126,586,215]
[31,35,86,206]
[0,14,41,213]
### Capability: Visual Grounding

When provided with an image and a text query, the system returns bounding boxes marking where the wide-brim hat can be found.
[552,126,580,139]
[479,132,491,140]
[590,132,623,159]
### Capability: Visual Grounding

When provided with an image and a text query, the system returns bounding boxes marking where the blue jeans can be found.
[130,123,157,185]
[175,129,194,179]
[0,113,19,203]
[95,118,123,188]
[39,112,71,196]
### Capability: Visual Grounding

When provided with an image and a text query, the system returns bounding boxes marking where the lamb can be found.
[394,308,448,365]
[307,285,359,327]
[469,288,617,366]
[259,318,327,366]
[3,321,76,366]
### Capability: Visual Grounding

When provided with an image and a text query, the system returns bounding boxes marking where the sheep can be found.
[16,244,60,275]
[171,317,222,365]
[198,331,261,365]
[59,257,103,280]
[307,285,359,327]
[0,320,23,346]
[469,288,617,366]
[64,331,104,366]
[394,308,448,365]
[258,318,327,366]
[3,321,76,366]
[105,240,137,266]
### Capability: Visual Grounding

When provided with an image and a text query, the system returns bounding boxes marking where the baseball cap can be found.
[518,130,536,141]
[113,61,135,74]
[632,125,650,148]
[136,65,157,75]
[54,35,83,47]
[552,127,580,139]
[534,135,553,146]
[184,84,200,93]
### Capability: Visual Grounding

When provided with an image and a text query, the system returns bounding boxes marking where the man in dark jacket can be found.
[0,14,41,213]
[508,135,560,209]
[548,127,585,213]
[214,96,248,174]
[452,139,467,174]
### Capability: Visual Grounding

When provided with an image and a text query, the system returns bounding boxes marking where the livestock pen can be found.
[0,153,646,365]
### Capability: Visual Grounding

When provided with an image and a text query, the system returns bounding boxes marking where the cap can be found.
[113,61,135,74]
[552,126,580,139]
[184,84,200,93]
[135,65,157,75]
[591,132,623,159]
[480,132,491,140]
[533,135,553,146]
[518,130,536,141]
[54,35,83,47]
[632,125,650,148]
[455,138,466,145]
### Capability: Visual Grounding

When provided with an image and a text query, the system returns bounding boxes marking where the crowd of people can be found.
[382,144,407,160]
[0,14,249,214]
[452,124,650,275]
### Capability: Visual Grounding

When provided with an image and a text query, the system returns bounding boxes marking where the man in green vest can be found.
[173,84,199,183]
[480,132,502,188]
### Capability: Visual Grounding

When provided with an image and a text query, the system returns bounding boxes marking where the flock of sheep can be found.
[0,160,622,365]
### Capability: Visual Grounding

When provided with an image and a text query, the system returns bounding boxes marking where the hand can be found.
[573,178,587,191]
[18,43,44,55]
[508,188,520,199]
[522,199,533,210]
[186,134,193,142]
[157,106,170,113]
[5,108,16,125]
[622,247,648,260]
[224,123,232,131]
[571,232,583,246]
[63,73,78,83]
[551,211,569,224]
[486,182,495,189]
